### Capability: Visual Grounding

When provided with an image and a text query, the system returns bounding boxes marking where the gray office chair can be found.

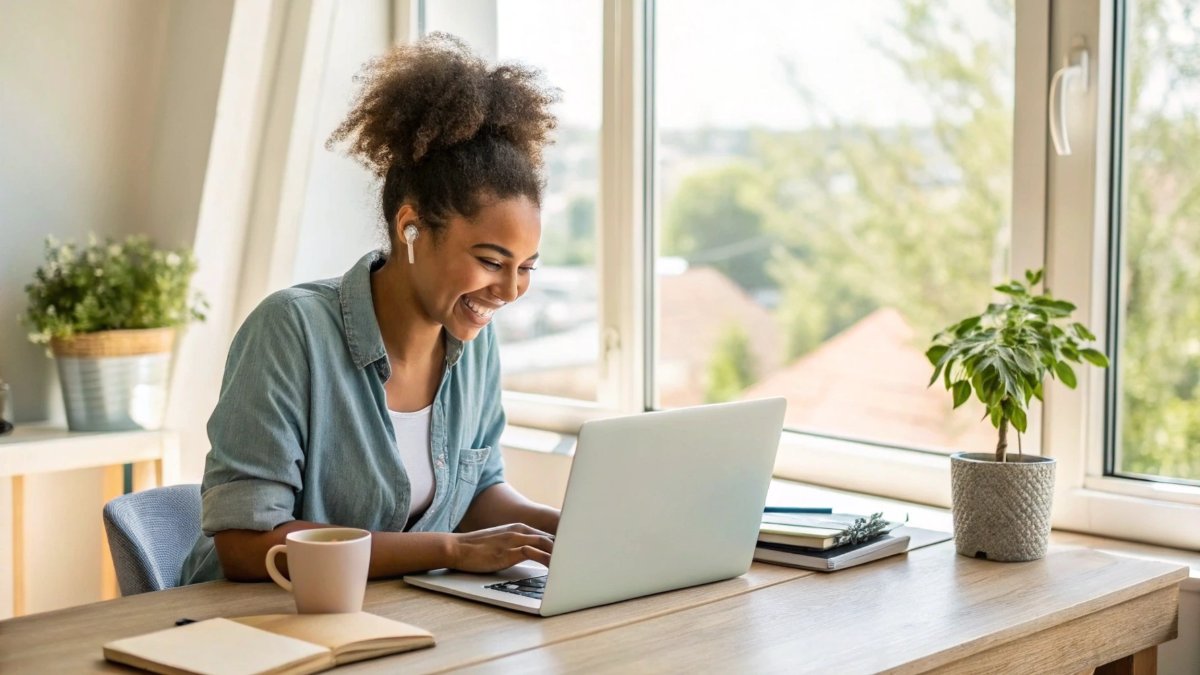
[102,483,201,596]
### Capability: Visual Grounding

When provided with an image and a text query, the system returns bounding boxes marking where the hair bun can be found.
[328,32,558,178]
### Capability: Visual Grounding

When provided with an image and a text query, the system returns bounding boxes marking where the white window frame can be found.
[495,0,650,431]
[419,0,1200,548]
[1042,0,1200,549]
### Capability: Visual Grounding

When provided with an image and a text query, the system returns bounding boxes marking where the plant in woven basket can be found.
[23,234,207,345]
[925,269,1109,462]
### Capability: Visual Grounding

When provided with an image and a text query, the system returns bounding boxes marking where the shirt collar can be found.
[338,251,464,378]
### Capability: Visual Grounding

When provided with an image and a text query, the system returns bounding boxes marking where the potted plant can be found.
[23,235,206,432]
[926,269,1109,561]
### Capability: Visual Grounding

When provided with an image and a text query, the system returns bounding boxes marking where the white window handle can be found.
[1049,41,1090,156]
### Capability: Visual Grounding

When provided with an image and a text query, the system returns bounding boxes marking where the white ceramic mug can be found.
[265,528,372,614]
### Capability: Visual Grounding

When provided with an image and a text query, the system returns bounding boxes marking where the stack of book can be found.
[755,511,911,572]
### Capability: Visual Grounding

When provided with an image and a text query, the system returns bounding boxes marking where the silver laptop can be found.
[403,398,786,617]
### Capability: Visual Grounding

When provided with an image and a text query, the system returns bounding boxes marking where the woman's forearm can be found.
[457,483,561,535]
[214,522,455,582]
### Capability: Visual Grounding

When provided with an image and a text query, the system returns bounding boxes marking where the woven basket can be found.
[950,452,1056,562]
[50,328,176,358]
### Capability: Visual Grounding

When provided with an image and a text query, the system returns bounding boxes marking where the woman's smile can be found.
[460,296,504,325]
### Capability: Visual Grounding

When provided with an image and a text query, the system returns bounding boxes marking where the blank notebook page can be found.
[103,617,328,675]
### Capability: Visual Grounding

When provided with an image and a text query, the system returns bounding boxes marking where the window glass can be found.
[1110,0,1200,482]
[423,1,602,401]
[652,0,1015,454]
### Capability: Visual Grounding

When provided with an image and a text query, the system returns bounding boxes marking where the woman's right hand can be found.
[449,523,554,572]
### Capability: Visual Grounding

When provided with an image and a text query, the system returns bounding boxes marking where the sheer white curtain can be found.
[168,0,398,481]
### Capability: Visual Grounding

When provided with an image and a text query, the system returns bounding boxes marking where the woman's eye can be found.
[478,258,502,271]
[520,266,538,275]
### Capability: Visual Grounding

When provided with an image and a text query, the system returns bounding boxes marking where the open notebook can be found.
[103,611,435,675]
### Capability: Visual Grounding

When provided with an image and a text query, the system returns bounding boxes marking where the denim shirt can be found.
[178,251,507,584]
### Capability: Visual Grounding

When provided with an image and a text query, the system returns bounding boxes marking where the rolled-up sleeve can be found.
[200,293,311,535]
[474,326,507,497]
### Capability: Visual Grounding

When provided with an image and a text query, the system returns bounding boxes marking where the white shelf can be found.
[0,422,179,479]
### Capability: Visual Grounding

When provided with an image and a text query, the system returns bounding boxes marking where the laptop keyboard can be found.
[486,575,547,600]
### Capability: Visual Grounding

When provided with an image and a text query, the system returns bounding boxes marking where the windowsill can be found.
[501,429,1200,592]
[764,478,1200,592]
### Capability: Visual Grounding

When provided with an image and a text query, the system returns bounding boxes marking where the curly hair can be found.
[328,33,559,244]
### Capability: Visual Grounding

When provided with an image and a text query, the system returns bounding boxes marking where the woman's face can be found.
[410,195,542,342]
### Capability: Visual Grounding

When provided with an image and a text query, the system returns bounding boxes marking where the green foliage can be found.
[542,195,596,266]
[761,0,1014,356]
[23,235,207,343]
[662,163,776,291]
[1112,0,1200,481]
[705,323,757,403]
[926,269,1109,461]
[656,0,1199,479]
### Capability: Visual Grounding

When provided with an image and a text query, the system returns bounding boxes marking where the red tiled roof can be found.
[658,267,783,407]
[744,307,999,454]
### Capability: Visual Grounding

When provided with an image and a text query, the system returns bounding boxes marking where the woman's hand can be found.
[449,523,554,572]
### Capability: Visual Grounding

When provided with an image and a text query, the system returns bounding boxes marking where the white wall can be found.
[423,0,498,61]
[0,0,232,616]
[0,0,167,423]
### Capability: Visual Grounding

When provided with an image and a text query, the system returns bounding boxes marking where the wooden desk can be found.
[0,425,180,616]
[0,545,1185,674]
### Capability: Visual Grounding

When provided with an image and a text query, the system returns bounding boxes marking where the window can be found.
[651,0,1016,456]
[411,0,1200,547]
[1107,0,1200,485]
[422,0,604,402]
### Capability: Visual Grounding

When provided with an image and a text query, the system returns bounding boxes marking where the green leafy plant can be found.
[23,235,207,344]
[926,269,1110,462]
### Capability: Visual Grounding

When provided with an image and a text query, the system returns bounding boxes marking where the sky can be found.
[477,0,1012,131]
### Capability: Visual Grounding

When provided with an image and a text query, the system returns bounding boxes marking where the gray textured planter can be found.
[56,354,171,431]
[51,328,175,432]
[949,452,1056,562]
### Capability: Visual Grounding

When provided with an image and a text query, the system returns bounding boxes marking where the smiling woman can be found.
[176,33,563,586]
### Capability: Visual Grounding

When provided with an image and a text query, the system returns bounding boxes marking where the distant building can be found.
[657,266,783,407]
[744,307,998,455]
[499,265,783,406]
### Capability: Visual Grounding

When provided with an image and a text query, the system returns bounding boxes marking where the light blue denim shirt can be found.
[178,251,507,584]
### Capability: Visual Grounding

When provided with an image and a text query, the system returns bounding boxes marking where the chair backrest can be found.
[102,484,201,596]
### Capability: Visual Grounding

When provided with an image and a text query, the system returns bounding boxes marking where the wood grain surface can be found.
[0,562,805,673]
[464,545,1186,674]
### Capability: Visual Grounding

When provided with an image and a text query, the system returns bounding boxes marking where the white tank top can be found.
[388,405,435,526]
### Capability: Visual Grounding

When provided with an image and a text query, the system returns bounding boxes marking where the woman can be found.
[179,34,561,584]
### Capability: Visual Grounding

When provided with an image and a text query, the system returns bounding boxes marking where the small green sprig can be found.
[833,512,893,547]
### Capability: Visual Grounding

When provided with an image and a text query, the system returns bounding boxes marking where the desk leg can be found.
[99,465,124,600]
[12,475,24,617]
[1095,645,1157,675]
[132,461,158,492]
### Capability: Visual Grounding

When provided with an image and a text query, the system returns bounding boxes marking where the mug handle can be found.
[265,544,292,592]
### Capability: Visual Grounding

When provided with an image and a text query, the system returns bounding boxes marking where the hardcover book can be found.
[754,525,953,572]
[755,533,911,571]
[759,512,902,550]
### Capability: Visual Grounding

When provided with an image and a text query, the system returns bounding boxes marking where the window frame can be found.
[419,0,1200,548]
[1041,0,1200,549]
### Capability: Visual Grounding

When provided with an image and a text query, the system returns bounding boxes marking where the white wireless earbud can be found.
[402,224,419,264]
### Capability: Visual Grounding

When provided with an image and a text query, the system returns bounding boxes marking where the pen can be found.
[763,507,833,514]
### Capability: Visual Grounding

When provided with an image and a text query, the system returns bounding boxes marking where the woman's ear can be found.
[392,204,418,240]
[392,204,420,262]
[402,223,420,264]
